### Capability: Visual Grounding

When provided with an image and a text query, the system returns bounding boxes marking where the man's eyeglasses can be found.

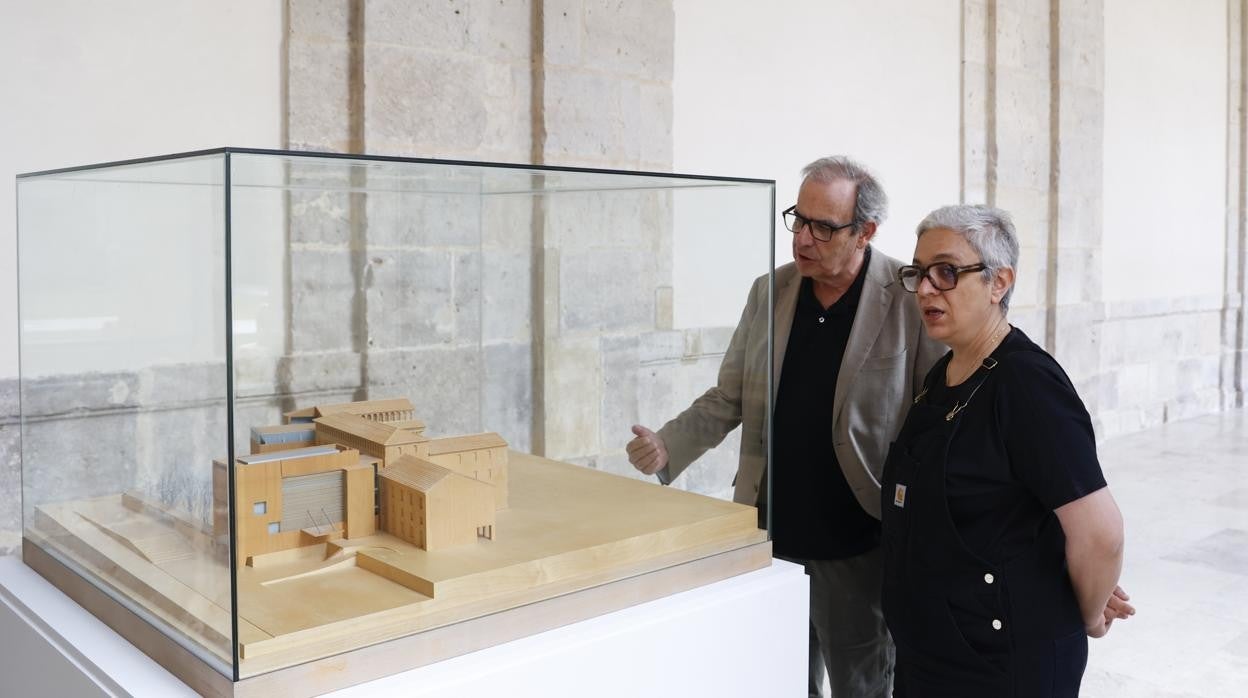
[897,262,987,292]
[782,205,856,242]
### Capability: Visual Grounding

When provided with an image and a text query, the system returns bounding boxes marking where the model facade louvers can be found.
[217,398,508,564]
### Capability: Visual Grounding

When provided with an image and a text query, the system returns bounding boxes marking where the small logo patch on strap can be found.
[894,484,907,508]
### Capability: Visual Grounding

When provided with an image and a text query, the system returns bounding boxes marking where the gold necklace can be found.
[947,322,1009,386]
[942,323,1008,420]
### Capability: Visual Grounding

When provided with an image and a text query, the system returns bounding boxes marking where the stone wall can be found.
[278,0,743,500]
[279,0,732,489]
[1097,296,1226,434]
[963,0,1245,438]
[6,0,1248,555]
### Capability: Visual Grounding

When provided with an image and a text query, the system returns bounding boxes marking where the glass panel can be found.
[224,151,773,676]
[19,149,773,681]
[17,153,234,677]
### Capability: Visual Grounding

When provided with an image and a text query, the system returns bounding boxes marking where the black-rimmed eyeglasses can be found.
[782,205,856,242]
[897,262,987,292]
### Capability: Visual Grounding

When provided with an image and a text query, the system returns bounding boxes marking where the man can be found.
[627,156,944,698]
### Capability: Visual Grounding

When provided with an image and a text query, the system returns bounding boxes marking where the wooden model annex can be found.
[379,455,496,550]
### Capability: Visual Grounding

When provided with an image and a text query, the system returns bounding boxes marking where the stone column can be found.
[282,0,368,419]
[1224,0,1248,410]
[961,0,1106,418]
[538,0,674,171]
[287,0,361,153]
[533,1,675,467]
[961,0,992,207]
[283,0,542,444]
[282,1,678,472]
[1048,0,1106,411]
[961,0,1057,343]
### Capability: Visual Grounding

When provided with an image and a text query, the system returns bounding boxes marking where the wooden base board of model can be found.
[23,451,769,693]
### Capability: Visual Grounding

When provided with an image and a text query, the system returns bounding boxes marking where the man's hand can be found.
[627,425,669,476]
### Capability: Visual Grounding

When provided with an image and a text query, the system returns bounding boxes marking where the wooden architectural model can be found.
[219,398,510,563]
[24,393,767,693]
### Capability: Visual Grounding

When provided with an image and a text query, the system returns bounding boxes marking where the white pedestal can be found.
[0,555,807,697]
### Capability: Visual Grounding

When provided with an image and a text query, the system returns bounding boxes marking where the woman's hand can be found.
[1104,585,1135,621]
[1087,584,1135,638]
[1056,487,1126,639]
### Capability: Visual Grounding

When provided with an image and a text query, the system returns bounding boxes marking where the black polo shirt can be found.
[770,249,881,560]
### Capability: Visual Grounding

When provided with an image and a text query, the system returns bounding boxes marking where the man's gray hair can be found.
[801,156,888,232]
[915,204,1020,313]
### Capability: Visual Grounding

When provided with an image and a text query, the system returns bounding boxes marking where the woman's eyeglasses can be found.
[897,262,987,292]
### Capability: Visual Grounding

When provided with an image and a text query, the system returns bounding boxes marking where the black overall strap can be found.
[912,355,999,421]
[942,357,998,422]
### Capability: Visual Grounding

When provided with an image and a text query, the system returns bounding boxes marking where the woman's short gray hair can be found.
[801,156,888,232]
[915,204,1020,313]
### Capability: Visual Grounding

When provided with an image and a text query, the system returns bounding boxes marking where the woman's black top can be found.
[924,327,1107,561]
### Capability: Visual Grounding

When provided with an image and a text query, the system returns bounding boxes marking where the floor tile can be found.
[1085,408,1248,696]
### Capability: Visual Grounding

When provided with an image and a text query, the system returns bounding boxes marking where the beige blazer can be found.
[658,248,945,518]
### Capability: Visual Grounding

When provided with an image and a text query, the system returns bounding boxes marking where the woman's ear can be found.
[991,266,1015,304]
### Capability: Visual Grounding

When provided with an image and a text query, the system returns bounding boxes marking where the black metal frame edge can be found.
[16,146,776,186]
[223,152,242,682]
[766,186,775,538]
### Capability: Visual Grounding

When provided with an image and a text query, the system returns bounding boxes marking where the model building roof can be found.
[237,444,339,465]
[251,424,316,445]
[285,406,317,423]
[315,398,415,418]
[315,412,427,446]
[285,398,420,425]
[380,455,452,492]
[426,432,507,456]
[386,419,428,434]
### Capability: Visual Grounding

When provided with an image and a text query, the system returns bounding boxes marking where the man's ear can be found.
[857,221,877,247]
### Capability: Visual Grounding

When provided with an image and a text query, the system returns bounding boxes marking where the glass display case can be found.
[16,148,775,694]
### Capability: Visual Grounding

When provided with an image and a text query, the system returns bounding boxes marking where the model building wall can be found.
[222,444,375,564]
[425,433,510,509]
[379,455,495,551]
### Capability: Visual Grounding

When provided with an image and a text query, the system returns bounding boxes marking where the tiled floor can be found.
[1082,408,1248,697]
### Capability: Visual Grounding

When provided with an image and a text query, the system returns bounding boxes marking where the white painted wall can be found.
[1102,0,1227,304]
[0,0,284,379]
[5,0,1229,362]
[671,0,962,327]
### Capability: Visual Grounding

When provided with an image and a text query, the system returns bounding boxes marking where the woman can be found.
[881,205,1134,696]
